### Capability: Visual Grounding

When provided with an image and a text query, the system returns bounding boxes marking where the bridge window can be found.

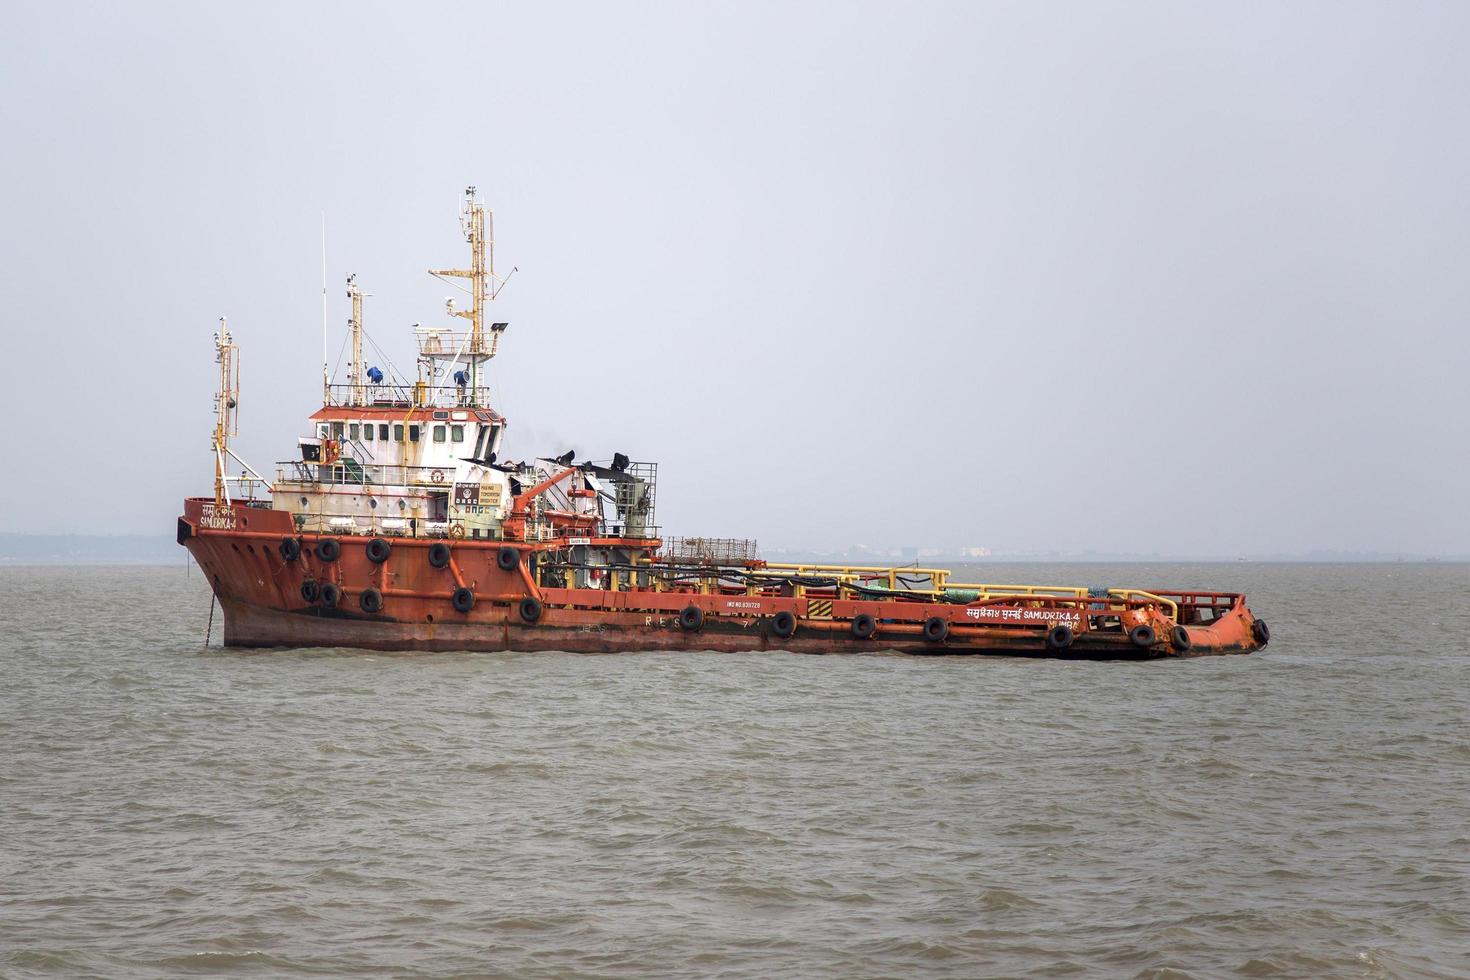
[349,423,360,440]
[332,422,345,439]
[378,424,389,440]
[393,423,404,442]
[409,425,421,442]
[451,425,465,442]
[364,425,375,442]
[433,425,447,443]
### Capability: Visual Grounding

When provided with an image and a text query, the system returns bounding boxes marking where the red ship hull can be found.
[181,500,1266,659]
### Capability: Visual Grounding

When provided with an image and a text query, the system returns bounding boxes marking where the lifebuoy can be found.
[679,605,704,631]
[851,613,877,640]
[1251,620,1271,645]
[771,610,797,639]
[360,587,383,613]
[365,537,391,564]
[431,469,446,483]
[448,524,466,539]
[320,582,340,608]
[317,538,341,562]
[279,536,301,562]
[452,586,475,613]
[1129,624,1157,648]
[428,541,452,569]
[923,616,949,644]
[1047,624,1075,650]
[300,580,319,603]
[1171,625,1193,651]
[519,597,543,623]
[497,546,520,571]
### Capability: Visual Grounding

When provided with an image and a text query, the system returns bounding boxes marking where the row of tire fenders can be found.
[276,535,536,621]
[269,534,1231,649]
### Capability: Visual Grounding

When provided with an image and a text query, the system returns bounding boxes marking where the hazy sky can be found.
[2,2,1467,556]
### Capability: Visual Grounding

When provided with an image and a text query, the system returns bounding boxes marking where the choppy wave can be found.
[1,562,1468,977]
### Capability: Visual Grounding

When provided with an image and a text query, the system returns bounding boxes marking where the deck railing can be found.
[275,461,473,488]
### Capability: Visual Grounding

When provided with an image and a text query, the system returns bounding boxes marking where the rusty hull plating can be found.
[178,500,1266,659]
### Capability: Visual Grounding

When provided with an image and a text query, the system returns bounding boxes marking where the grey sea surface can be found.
[2,562,1468,978]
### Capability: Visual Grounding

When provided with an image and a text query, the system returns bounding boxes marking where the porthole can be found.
[398,500,406,511]
[300,496,309,507]
[369,498,378,509]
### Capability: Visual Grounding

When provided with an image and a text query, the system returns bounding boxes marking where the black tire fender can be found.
[451,587,475,614]
[279,536,301,562]
[497,546,520,572]
[679,605,704,631]
[1171,625,1193,651]
[320,582,340,608]
[1047,624,1075,650]
[365,538,391,564]
[360,587,383,613]
[1252,619,1271,645]
[428,542,452,569]
[851,614,877,640]
[923,616,949,644]
[519,597,542,623]
[1130,624,1157,648]
[771,610,797,639]
[317,538,341,563]
[300,580,319,603]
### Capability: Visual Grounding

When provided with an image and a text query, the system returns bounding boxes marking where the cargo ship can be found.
[178,189,1270,658]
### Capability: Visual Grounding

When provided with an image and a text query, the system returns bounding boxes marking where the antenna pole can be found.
[346,274,365,406]
[321,212,329,403]
[212,317,239,508]
[427,186,492,407]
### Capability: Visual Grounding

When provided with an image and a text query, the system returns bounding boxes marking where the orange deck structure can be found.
[180,499,1266,658]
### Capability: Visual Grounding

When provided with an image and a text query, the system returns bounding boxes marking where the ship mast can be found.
[426,186,507,407]
[346,273,365,406]
[212,317,239,507]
